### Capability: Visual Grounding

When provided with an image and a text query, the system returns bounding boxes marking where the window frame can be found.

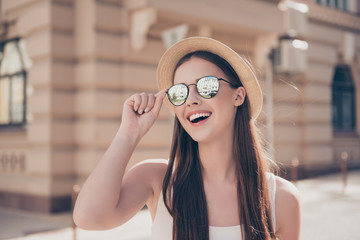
[331,64,356,133]
[316,0,349,11]
[0,37,27,128]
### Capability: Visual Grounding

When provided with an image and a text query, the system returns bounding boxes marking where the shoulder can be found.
[126,158,169,190]
[275,176,300,204]
[127,158,169,182]
[129,158,169,172]
[126,159,169,215]
[274,176,301,239]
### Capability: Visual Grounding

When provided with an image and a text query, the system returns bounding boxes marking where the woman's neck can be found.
[198,136,236,184]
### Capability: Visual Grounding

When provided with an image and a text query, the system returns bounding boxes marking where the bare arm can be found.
[275,177,302,240]
[73,90,166,230]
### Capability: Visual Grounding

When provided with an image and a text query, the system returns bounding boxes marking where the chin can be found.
[187,131,213,144]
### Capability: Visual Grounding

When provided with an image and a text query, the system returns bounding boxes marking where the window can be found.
[316,0,348,11]
[0,38,28,126]
[332,64,356,132]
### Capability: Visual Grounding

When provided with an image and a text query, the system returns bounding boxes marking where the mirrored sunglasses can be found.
[166,76,234,106]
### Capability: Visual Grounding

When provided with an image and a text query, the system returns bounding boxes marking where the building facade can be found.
[0,0,359,212]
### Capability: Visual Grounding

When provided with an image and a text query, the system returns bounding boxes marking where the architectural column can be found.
[73,0,171,185]
[300,23,339,173]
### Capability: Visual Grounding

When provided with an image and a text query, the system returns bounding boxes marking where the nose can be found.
[186,85,201,106]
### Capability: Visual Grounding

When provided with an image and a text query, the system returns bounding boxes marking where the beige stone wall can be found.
[0,0,359,212]
[0,0,78,211]
[72,0,173,185]
[271,2,360,175]
[273,22,339,170]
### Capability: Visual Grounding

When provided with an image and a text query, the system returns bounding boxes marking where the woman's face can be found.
[173,57,245,143]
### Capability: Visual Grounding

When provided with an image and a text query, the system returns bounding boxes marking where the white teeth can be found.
[189,112,210,122]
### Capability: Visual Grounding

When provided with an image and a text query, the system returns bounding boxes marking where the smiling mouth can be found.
[189,112,211,123]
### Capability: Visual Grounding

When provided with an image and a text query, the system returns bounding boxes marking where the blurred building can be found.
[0,0,359,212]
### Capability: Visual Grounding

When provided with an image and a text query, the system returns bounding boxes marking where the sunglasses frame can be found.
[166,76,235,106]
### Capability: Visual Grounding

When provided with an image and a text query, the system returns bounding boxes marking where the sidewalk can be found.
[298,169,360,240]
[0,208,152,240]
[1,170,359,240]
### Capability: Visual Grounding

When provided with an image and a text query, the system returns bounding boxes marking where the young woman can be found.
[73,37,301,240]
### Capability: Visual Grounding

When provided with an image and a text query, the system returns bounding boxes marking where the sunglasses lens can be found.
[197,76,219,98]
[168,84,188,106]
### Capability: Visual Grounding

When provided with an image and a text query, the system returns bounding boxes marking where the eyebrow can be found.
[174,75,220,85]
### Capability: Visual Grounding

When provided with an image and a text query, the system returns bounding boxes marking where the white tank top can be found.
[151,172,276,240]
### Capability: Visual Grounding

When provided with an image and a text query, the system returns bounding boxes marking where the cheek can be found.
[213,90,235,109]
[174,108,186,124]
[212,98,237,122]
[174,107,182,118]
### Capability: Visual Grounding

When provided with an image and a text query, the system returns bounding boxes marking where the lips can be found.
[187,111,212,124]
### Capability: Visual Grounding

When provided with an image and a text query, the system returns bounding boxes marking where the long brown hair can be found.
[162,51,276,240]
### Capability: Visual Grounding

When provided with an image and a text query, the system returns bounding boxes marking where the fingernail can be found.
[144,107,150,113]
[138,109,143,114]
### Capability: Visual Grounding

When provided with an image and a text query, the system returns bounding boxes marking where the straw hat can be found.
[157,37,263,120]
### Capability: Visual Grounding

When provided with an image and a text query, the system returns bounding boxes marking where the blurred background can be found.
[0,0,359,239]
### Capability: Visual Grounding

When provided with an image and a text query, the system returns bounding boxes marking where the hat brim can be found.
[156,37,262,120]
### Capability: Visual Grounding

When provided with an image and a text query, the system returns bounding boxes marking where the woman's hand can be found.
[119,90,167,141]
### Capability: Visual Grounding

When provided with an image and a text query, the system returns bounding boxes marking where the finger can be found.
[137,93,149,114]
[151,90,167,115]
[132,94,142,112]
[144,94,155,113]
[155,89,168,98]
